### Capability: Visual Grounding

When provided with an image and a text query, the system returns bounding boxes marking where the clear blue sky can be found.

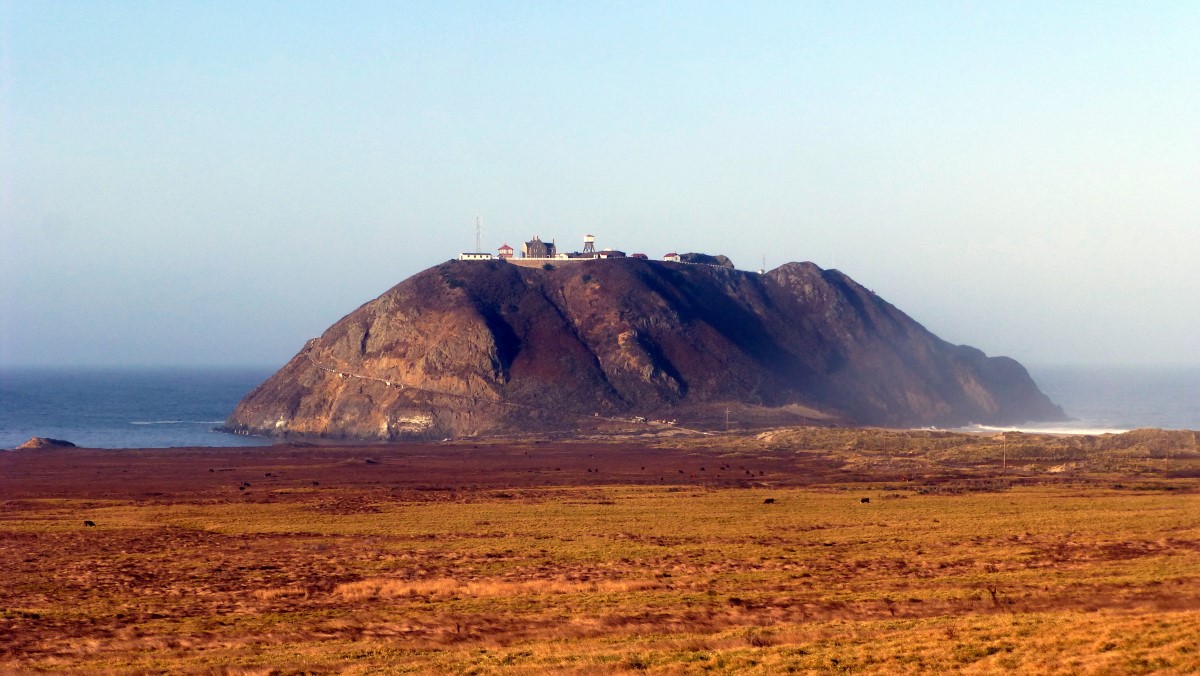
[2,1,1197,368]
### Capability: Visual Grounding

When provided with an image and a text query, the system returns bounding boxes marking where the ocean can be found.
[962,364,1200,435]
[0,367,275,449]
[1,365,1198,449]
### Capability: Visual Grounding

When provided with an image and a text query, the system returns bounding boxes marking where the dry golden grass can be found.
[335,576,660,601]
[251,585,309,601]
[2,429,1199,673]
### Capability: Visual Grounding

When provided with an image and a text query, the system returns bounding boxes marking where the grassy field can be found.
[2,428,1199,673]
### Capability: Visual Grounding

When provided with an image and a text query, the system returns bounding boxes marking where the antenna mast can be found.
[475,216,482,252]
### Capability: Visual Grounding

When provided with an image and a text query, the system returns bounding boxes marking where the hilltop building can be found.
[523,236,556,259]
[461,231,698,269]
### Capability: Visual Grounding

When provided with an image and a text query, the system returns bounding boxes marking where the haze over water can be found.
[960,365,1200,435]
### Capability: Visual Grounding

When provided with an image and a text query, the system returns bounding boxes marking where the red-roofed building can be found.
[497,243,514,260]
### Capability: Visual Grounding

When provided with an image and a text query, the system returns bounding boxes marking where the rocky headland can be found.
[224,258,1065,440]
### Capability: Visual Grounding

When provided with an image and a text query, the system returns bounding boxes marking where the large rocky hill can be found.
[224,258,1065,439]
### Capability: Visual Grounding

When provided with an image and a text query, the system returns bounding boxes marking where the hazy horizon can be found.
[3,3,1197,369]
[6,355,1200,373]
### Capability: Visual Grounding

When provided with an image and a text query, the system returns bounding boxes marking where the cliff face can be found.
[225,259,1065,439]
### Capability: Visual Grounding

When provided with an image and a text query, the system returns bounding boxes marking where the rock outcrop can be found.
[224,258,1065,439]
[15,437,77,450]
[679,252,735,268]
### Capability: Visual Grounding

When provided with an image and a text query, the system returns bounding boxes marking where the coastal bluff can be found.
[224,258,1065,440]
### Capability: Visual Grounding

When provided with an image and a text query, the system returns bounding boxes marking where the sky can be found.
[1,1,1198,369]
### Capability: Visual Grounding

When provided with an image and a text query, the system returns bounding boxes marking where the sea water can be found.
[2,365,1198,449]
[0,368,274,449]
[960,365,1200,435]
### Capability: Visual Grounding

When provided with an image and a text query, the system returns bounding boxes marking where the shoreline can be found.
[6,423,1197,454]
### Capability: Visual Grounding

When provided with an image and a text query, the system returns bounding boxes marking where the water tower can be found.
[583,234,596,256]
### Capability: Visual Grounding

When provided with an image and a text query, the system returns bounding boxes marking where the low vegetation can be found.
[1,428,1198,672]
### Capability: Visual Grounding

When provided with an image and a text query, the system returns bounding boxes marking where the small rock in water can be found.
[16,437,77,450]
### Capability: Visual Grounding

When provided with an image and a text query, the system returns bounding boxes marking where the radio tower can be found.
[475,216,482,252]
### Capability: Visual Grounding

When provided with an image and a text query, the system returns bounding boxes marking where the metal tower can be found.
[475,217,482,252]
[583,234,596,256]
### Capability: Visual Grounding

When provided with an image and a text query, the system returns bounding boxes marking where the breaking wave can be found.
[131,420,225,426]
[959,423,1131,436]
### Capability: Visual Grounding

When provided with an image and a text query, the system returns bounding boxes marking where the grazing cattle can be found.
[83,520,96,527]
[860,497,870,504]
[763,498,776,505]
